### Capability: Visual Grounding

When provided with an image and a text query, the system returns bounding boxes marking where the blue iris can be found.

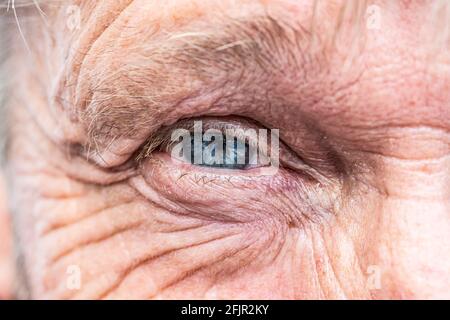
[189,136,250,169]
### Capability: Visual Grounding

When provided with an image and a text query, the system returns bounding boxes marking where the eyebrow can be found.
[75,12,321,160]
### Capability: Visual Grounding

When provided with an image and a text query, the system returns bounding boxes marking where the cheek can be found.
[0,176,13,299]
[13,167,353,299]
[369,198,450,299]
[13,173,268,298]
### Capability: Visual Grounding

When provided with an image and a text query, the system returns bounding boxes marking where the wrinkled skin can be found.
[0,0,449,299]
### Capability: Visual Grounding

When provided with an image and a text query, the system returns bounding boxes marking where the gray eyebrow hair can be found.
[78,14,316,153]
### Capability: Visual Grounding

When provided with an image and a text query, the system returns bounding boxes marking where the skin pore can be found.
[0,0,449,299]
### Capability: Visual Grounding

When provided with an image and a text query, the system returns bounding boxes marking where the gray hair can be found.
[0,9,11,167]
[0,0,42,165]
[0,0,44,166]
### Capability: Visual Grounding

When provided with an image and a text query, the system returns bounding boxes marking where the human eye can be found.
[137,117,280,176]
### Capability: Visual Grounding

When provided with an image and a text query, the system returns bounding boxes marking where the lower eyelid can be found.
[138,152,305,200]
[132,152,332,226]
[148,152,276,178]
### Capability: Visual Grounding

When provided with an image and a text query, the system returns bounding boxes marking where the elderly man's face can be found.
[0,0,449,299]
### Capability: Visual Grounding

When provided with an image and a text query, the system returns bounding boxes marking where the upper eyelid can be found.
[137,117,274,160]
